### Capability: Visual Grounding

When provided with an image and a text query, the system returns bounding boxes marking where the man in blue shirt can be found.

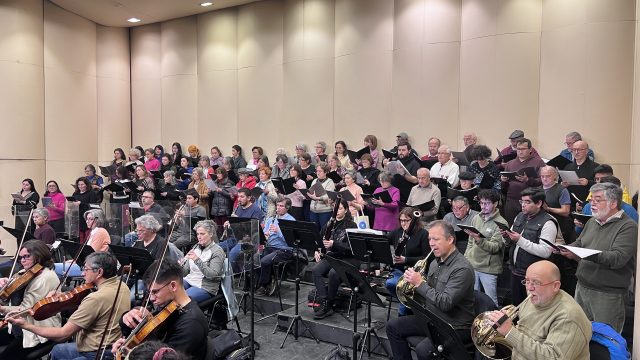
[220,188,263,272]
[255,196,296,296]
[559,131,595,162]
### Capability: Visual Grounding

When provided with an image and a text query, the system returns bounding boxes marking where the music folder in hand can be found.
[496,148,517,163]
[99,164,117,178]
[326,171,343,184]
[456,224,485,238]
[571,212,592,224]
[451,151,470,166]
[271,177,297,195]
[545,155,572,169]
[326,190,356,202]
[382,149,396,159]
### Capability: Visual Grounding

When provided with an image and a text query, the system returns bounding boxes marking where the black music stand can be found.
[58,239,95,265]
[275,219,321,348]
[406,296,473,360]
[324,255,384,360]
[109,244,155,302]
[345,230,392,359]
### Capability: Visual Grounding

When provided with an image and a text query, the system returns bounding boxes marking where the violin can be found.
[31,283,94,321]
[115,301,180,360]
[0,263,44,302]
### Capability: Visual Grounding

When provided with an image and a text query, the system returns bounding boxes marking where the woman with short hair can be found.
[181,220,225,302]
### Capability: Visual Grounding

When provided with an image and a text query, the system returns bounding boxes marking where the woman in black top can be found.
[154,144,164,161]
[230,145,247,174]
[357,153,380,194]
[311,199,358,319]
[160,154,175,174]
[72,177,99,243]
[12,178,40,233]
[385,207,430,315]
[171,142,184,167]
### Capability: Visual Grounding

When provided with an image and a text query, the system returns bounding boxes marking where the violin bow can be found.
[6,209,35,283]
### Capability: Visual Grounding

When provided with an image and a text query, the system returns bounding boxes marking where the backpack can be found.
[323,345,351,360]
[591,322,630,360]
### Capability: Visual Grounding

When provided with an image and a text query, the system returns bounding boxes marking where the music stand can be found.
[345,230,392,359]
[58,239,95,266]
[109,244,155,301]
[275,219,321,348]
[406,296,473,360]
[324,255,385,360]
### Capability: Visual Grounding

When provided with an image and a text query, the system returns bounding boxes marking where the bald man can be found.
[487,261,591,360]
[561,140,599,206]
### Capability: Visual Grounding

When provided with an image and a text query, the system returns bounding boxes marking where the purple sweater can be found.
[372,186,400,231]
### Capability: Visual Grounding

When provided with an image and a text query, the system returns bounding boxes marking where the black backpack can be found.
[324,345,351,360]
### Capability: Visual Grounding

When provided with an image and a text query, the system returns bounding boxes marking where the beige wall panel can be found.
[461,0,541,40]
[162,75,198,147]
[0,62,44,159]
[97,78,131,160]
[334,52,392,149]
[161,17,197,76]
[238,64,283,153]
[541,0,585,31]
[424,0,462,44]
[582,21,634,165]
[131,79,162,147]
[391,46,424,147]
[44,67,97,162]
[0,0,43,65]
[301,0,335,59]
[282,59,334,149]
[538,26,586,155]
[238,1,284,68]
[394,0,425,50]
[0,160,45,255]
[585,0,635,22]
[46,160,90,196]
[131,24,161,80]
[97,26,130,81]
[197,9,238,72]
[44,1,96,76]
[459,37,496,139]
[197,70,239,152]
[283,0,304,62]
[335,0,394,57]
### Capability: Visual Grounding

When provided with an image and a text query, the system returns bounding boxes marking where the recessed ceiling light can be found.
[127,17,141,23]
[200,2,213,6]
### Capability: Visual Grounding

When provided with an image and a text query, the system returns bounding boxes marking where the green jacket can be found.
[464,210,507,275]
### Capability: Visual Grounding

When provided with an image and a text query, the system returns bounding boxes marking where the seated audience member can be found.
[385,141,420,204]
[559,131,595,161]
[561,140,599,208]
[561,182,638,333]
[181,220,225,303]
[312,199,357,319]
[32,208,56,245]
[385,208,429,315]
[406,168,441,223]
[255,197,296,296]
[430,145,460,188]
[9,252,130,360]
[386,220,475,360]
[486,260,592,359]
[421,137,440,161]
[499,138,545,225]
[468,145,501,191]
[42,180,66,233]
[370,171,401,231]
[54,209,111,278]
[500,188,557,305]
[442,196,479,254]
[114,259,208,360]
[144,148,161,172]
[168,189,206,250]
[0,240,61,359]
[464,190,507,306]
[495,130,540,167]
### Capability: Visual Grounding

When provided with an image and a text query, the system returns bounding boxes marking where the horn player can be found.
[486,260,591,359]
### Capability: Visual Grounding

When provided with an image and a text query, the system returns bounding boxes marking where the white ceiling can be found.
[49,0,261,27]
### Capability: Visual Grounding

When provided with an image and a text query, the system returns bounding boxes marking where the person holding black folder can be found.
[308,162,336,232]
[468,145,501,191]
[11,178,39,234]
[386,141,420,204]
[357,153,380,194]
[43,180,66,233]
[209,167,236,229]
[370,171,401,231]
[286,164,307,221]
[312,199,358,319]
[271,154,292,180]
[407,168,440,223]
[72,177,99,243]
[385,207,429,316]
[560,140,599,210]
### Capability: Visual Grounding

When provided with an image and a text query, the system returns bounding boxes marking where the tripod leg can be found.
[370,328,390,357]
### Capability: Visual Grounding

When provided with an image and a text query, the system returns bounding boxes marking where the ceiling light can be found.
[127,17,141,23]
[200,2,213,6]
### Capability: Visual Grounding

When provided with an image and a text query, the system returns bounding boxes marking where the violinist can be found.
[385,208,429,316]
[113,259,208,360]
[8,252,131,360]
[0,240,60,359]
[311,199,357,320]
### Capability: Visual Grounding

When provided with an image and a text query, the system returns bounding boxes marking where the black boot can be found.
[313,299,334,319]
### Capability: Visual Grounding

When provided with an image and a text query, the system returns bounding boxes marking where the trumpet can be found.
[395,249,433,307]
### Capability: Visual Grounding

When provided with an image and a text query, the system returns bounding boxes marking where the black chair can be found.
[0,341,57,360]
[198,287,241,333]
[589,341,611,360]
[205,336,216,360]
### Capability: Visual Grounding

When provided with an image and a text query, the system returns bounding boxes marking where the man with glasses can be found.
[406,168,440,222]
[559,131,595,162]
[113,259,208,360]
[560,140,599,208]
[464,190,507,306]
[442,196,479,253]
[560,182,638,333]
[500,138,545,225]
[499,188,558,305]
[429,145,460,188]
[124,190,169,247]
[486,260,591,359]
[9,252,130,360]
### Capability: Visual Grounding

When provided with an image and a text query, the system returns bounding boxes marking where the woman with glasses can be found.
[42,180,66,233]
[0,240,61,359]
[180,220,225,303]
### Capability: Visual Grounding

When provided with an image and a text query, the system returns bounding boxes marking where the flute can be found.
[179,243,199,266]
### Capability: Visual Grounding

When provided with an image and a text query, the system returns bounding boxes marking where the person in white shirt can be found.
[430,145,460,188]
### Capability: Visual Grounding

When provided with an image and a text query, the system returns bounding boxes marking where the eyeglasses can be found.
[479,201,494,207]
[399,218,411,223]
[572,148,587,152]
[149,282,172,295]
[521,279,556,288]
[518,200,533,205]
[18,254,32,261]
[590,198,607,204]
[81,266,99,272]
[515,147,530,151]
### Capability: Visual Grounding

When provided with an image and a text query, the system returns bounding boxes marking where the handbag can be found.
[211,329,243,359]
[354,210,369,229]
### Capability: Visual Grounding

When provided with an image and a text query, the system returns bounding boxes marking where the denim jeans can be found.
[54,263,82,279]
[309,211,332,233]
[123,231,138,247]
[184,281,213,303]
[385,269,408,315]
[474,271,499,306]
[51,342,113,360]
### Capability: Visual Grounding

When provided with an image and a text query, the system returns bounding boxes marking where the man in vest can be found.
[499,188,558,305]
